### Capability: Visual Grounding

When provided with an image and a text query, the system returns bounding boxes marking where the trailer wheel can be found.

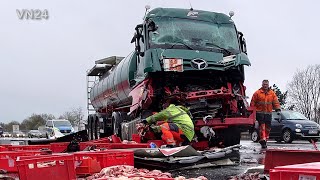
[94,116,100,140]
[111,112,123,137]
[223,127,241,147]
[88,116,94,140]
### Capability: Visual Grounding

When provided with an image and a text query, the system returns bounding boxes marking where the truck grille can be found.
[183,59,236,70]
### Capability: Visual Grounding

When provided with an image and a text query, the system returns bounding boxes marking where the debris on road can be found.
[228,172,260,180]
[85,165,208,180]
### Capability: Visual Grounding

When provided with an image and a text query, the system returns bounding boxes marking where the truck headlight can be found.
[296,124,303,128]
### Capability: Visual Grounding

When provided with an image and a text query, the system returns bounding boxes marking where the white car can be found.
[13,131,26,138]
[1,132,12,137]
[45,119,74,139]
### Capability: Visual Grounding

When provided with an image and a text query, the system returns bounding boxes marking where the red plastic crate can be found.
[75,157,101,175]
[74,150,134,175]
[50,142,69,153]
[80,142,149,151]
[270,162,320,180]
[0,151,45,172]
[0,146,8,151]
[79,142,96,151]
[111,135,122,143]
[132,134,141,143]
[17,154,76,180]
[8,145,51,151]
[265,149,320,172]
[90,137,111,143]
[108,143,150,149]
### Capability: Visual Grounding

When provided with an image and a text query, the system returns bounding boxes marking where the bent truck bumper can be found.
[195,117,255,128]
[194,108,256,130]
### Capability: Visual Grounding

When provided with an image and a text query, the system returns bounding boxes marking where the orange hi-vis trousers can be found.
[260,123,271,141]
[160,123,184,146]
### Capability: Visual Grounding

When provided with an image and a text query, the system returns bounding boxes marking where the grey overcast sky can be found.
[0,1,319,123]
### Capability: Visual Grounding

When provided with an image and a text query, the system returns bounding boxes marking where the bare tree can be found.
[60,107,84,128]
[21,113,55,131]
[287,65,320,122]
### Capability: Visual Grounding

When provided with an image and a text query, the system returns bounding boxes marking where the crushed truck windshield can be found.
[149,17,239,53]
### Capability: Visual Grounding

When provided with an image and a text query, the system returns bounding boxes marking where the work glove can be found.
[150,125,161,134]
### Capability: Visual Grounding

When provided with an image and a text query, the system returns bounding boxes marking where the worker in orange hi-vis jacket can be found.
[250,79,281,149]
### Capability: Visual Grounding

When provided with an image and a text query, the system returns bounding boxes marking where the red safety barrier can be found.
[270,162,320,180]
[17,154,76,180]
[74,150,134,175]
[50,142,69,153]
[264,149,320,172]
[8,145,51,151]
[0,151,45,172]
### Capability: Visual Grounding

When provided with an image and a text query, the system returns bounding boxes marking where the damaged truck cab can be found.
[87,8,255,148]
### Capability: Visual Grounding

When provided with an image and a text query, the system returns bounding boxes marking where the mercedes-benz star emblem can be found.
[190,58,208,70]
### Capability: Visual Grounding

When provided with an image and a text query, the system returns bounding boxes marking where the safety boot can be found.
[259,140,267,149]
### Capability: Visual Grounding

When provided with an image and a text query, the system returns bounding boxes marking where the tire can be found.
[94,116,100,140]
[251,130,260,142]
[223,127,241,147]
[308,138,318,143]
[282,129,294,143]
[111,112,123,137]
[88,116,94,140]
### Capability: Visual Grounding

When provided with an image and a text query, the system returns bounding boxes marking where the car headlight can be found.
[71,127,75,132]
[296,124,303,128]
[317,124,320,129]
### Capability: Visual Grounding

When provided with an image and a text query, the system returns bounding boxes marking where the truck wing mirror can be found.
[238,31,247,54]
[131,33,137,43]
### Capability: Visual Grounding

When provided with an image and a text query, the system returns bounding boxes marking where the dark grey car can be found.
[250,110,320,143]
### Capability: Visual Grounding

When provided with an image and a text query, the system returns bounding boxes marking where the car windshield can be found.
[283,111,308,120]
[149,17,239,53]
[53,121,71,126]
